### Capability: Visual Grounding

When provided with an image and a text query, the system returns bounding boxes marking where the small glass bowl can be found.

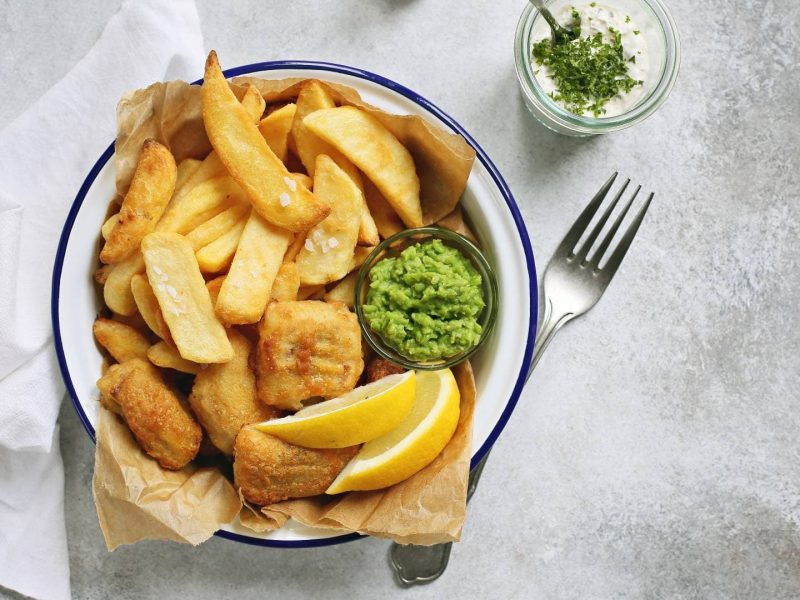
[354,226,498,371]
[514,0,680,136]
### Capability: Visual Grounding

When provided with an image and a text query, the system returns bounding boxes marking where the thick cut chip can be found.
[141,232,233,363]
[97,359,201,470]
[175,157,203,189]
[437,205,479,244]
[147,341,200,374]
[258,103,296,162]
[100,140,177,264]
[296,284,325,301]
[202,51,329,232]
[103,252,145,316]
[153,85,266,221]
[195,215,247,273]
[130,274,172,342]
[363,177,404,239]
[93,318,151,363]
[216,211,292,324]
[289,172,312,190]
[296,155,361,285]
[289,82,378,245]
[350,245,376,272]
[94,264,112,285]
[270,262,300,302]
[185,203,250,251]
[233,427,358,505]
[206,275,225,306]
[189,330,279,455]
[304,106,423,228]
[158,175,248,235]
[254,300,364,411]
[101,213,118,240]
[323,272,358,309]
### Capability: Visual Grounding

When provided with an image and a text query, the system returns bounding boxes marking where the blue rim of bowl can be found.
[50,60,538,549]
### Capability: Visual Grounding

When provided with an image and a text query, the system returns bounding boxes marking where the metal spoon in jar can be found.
[528,0,578,45]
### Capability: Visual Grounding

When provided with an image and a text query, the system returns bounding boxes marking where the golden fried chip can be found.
[350,245,376,272]
[304,106,422,228]
[130,273,172,342]
[233,427,358,505]
[270,262,300,302]
[289,82,378,245]
[202,51,329,232]
[141,232,233,363]
[363,177,404,239]
[147,341,201,374]
[206,275,225,306]
[158,175,248,235]
[185,203,250,251]
[296,284,325,301]
[296,155,361,285]
[99,358,202,470]
[289,172,312,190]
[323,272,358,309]
[258,103,296,162]
[195,215,247,273]
[94,264,112,286]
[216,212,292,324]
[100,140,177,264]
[255,300,364,411]
[189,330,279,455]
[93,318,151,363]
[437,205,479,244]
[175,157,203,189]
[101,213,118,240]
[103,252,145,316]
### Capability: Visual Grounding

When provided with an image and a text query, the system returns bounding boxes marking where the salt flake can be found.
[279,192,291,207]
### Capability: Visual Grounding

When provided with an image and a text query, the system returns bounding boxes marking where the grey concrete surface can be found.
[2,0,799,598]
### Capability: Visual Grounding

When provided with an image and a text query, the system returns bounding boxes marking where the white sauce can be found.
[531,2,653,118]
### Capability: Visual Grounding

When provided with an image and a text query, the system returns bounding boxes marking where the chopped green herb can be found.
[625,15,631,23]
[628,55,636,63]
[531,13,643,117]
[633,29,640,35]
[590,1,596,6]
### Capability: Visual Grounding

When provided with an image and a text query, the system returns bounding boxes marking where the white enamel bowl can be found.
[51,61,538,548]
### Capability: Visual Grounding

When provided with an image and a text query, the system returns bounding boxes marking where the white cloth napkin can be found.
[0,2,204,598]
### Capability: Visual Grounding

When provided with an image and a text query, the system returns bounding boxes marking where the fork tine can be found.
[597,191,654,278]
[590,184,640,266]
[555,172,617,258]
[576,178,630,263]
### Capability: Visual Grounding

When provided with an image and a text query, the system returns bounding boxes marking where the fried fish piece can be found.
[233,427,359,505]
[96,358,201,470]
[255,300,364,411]
[365,357,406,383]
[188,329,280,455]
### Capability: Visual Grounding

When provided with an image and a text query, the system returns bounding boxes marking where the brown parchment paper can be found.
[95,74,480,548]
[92,408,242,550]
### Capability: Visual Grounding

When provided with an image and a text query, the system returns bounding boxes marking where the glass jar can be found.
[514,0,680,136]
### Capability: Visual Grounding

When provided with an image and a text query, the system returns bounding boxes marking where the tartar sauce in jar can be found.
[531,2,650,118]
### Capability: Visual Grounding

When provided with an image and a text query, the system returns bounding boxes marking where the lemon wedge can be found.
[253,371,415,448]
[326,368,460,494]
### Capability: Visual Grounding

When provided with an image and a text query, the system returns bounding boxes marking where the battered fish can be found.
[255,300,364,411]
[233,427,359,505]
[365,357,406,383]
[189,329,280,455]
[96,358,201,470]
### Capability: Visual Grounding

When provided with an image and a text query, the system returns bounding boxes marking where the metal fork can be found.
[389,172,654,586]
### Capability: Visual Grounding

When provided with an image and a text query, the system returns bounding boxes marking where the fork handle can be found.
[527,298,573,381]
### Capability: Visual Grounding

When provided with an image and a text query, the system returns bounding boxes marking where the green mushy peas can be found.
[363,239,485,361]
